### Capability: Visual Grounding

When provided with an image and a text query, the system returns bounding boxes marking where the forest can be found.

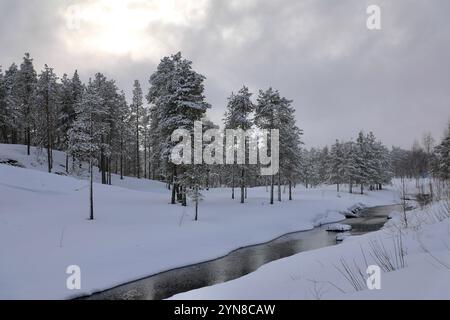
[1,52,450,211]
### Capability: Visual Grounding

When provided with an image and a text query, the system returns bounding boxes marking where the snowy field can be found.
[171,201,450,300]
[0,144,400,299]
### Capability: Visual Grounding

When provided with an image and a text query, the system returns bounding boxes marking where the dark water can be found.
[83,204,400,300]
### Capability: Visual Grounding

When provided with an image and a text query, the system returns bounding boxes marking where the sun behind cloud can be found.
[61,0,208,61]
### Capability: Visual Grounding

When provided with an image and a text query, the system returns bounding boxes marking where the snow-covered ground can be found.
[0,144,399,299]
[171,201,450,300]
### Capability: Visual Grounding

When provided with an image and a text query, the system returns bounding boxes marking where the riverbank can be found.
[85,204,399,300]
[171,200,450,299]
[0,144,399,299]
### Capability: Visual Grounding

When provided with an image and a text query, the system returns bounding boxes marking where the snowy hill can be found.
[0,144,400,299]
[0,144,166,193]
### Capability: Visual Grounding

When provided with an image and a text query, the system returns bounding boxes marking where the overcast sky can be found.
[1,0,449,148]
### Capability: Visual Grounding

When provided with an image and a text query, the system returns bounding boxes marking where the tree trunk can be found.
[270,174,274,205]
[171,166,177,204]
[136,113,140,179]
[240,168,245,203]
[277,171,281,201]
[231,167,235,199]
[289,180,292,200]
[120,153,124,180]
[194,187,199,221]
[144,142,147,179]
[26,127,30,155]
[89,157,94,220]
[108,158,112,185]
[182,186,187,206]
[337,183,340,192]
[44,80,52,173]
[360,183,364,195]
[65,154,69,173]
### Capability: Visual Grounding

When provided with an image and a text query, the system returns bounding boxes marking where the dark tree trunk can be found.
[26,127,30,155]
[107,159,110,184]
[182,186,187,206]
[171,166,177,204]
[289,180,292,200]
[240,168,245,203]
[277,171,281,201]
[194,187,199,221]
[231,167,235,199]
[89,157,94,220]
[270,174,274,205]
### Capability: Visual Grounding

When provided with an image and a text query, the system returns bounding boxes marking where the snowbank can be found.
[325,223,352,232]
[171,201,450,300]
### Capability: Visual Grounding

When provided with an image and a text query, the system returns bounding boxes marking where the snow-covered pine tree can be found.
[299,149,312,188]
[355,131,371,194]
[142,106,150,179]
[33,65,60,172]
[68,81,106,219]
[58,70,83,172]
[16,53,37,155]
[254,88,283,204]
[277,94,302,200]
[89,73,118,184]
[434,123,450,180]
[147,52,210,205]
[329,139,346,192]
[0,67,7,142]
[114,91,132,180]
[318,146,331,185]
[2,64,21,144]
[147,56,175,183]
[130,80,144,178]
[365,132,381,190]
[377,142,393,189]
[342,141,358,193]
[223,85,254,203]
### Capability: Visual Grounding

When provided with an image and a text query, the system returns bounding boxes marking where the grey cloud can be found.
[1,0,449,148]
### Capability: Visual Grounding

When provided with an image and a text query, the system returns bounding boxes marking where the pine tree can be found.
[147,52,210,205]
[329,139,345,192]
[115,91,132,180]
[255,88,298,203]
[131,80,144,178]
[16,53,37,155]
[68,82,106,220]
[0,67,7,142]
[277,94,302,200]
[343,141,358,193]
[3,64,21,144]
[58,70,83,172]
[434,123,450,180]
[355,131,369,194]
[255,88,279,204]
[223,85,254,203]
[33,65,59,172]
